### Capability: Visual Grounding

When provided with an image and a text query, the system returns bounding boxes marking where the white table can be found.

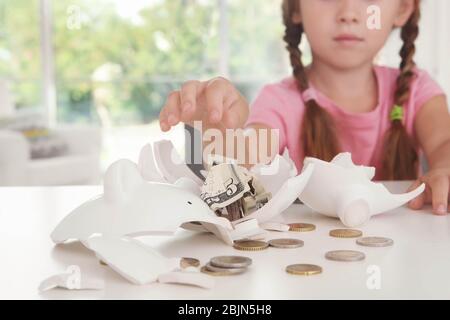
[1,182,449,300]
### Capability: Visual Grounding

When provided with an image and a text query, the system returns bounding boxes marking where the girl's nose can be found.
[336,0,360,24]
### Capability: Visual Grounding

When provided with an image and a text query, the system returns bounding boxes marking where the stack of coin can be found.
[201,255,252,276]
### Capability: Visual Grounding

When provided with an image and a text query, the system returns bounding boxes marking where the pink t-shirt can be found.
[246,65,446,180]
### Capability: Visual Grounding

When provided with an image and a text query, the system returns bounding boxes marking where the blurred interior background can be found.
[0,0,449,186]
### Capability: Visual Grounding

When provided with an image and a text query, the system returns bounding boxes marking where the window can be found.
[52,0,223,126]
[0,0,41,113]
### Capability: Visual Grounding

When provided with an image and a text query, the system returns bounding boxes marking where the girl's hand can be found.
[159,77,249,132]
[407,168,450,215]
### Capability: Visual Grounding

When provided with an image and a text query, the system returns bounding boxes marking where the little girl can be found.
[159,0,450,215]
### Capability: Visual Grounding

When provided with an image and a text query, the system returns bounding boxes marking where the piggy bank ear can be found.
[104,160,144,202]
[138,144,167,183]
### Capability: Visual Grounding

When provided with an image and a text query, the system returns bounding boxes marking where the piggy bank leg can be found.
[338,198,370,227]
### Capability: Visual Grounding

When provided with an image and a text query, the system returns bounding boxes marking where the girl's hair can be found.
[282,0,421,180]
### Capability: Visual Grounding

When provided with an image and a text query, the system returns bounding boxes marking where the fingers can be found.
[159,91,181,131]
[179,80,204,121]
[204,77,234,124]
[222,96,249,129]
[159,106,170,132]
[411,172,450,215]
[408,179,425,210]
[160,77,247,131]
[428,175,449,215]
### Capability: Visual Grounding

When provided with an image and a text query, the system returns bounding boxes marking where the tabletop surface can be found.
[0,181,449,300]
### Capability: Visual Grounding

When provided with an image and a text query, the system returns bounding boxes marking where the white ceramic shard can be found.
[197,221,234,245]
[259,222,290,232]
[138,144,167,183]
[235,163,314,224]
[331,153,375,180]
[153,140,204,186]
[51,159,233,244]
[174,177,201,195]
[158,271,215,289]
[299,153,426,227]
[230,218,268,241]
[39,271,104,292]
[250,149,298,196]
[244,233,268,240]
[85,235,179,285]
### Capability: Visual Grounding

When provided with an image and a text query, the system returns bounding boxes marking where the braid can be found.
[282,0,340,161]
[381,0,421,180]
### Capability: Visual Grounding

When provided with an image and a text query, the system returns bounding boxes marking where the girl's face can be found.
[292,0,416,69]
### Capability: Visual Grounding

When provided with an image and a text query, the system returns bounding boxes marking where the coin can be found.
[233,240,269,251]
[286,264,322,276]
[205,262,247,274]
[356,236,394,247]
[288,223,316,232]
[99,260,108,266]
[268,238,304,249]
[329,229,363,238]
[200,266,243,276]
[210,256,252,268]
[325,250,365,262]
[180,257,201,269]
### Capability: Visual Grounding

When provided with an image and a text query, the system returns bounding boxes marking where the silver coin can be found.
[356,237,394,247]
[205,262,247,274]
[268,238,304,248]
[325,250,365,262]
[210,256,252,269]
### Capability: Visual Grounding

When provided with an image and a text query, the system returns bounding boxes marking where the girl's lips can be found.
[334,34,364,42]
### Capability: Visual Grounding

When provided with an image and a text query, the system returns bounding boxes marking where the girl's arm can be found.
[202,123,279,169]
[409,95,450,214]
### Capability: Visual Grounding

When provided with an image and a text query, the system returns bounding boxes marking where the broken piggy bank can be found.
[298,153,426,227]
[51,141,314,246]
[49,141,313,286]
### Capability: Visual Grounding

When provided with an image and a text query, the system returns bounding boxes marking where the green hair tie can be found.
[390,105,404,121]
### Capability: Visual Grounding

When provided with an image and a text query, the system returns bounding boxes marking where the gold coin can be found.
[233,240,269,251]
[286,264,322,276]
[180,257,201,269]
[329,229,363,238]
[99,260,108,266]
[288,223,316,232]
[200,266,239,276]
